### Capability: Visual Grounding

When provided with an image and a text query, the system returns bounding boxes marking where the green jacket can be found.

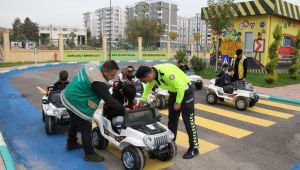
[142,63,191,103]
[61,62,106,122]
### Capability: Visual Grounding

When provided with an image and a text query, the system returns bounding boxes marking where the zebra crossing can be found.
[101,99,300,170]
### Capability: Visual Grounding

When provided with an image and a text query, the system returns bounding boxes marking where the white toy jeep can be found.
[42,86,70,135]
[206,79,259,111]
[92,107,176,170]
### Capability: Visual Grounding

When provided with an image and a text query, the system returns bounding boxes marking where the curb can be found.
[0,60,176,74]
[0,132,15,170]
[258,94,300,106]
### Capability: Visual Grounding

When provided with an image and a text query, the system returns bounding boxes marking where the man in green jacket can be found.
[61,60,124,162]
[135,63,199,159]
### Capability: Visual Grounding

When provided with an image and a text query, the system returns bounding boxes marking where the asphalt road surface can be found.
[2,63,300,170]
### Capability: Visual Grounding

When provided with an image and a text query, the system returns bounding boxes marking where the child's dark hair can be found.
[59,70,68,81]
[228,67,234,72]
[122,84,136,102]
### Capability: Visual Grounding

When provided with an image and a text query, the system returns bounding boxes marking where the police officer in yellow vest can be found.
[135,63,199,159]
[61,60,125,162]
[232,49,248,82]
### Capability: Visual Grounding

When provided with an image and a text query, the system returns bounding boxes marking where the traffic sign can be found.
[222,55,229,64]
[253,39,265,53]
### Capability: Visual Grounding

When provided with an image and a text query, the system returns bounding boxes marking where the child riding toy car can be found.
[42,86,70,135]
[206,79,259,111]
[92,107,177,170]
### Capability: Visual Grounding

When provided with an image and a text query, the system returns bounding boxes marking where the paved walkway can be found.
[202,79,300,100]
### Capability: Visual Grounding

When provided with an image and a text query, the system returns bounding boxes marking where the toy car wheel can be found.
[92,127,108,150]
[249,99,257,107]
[45,115,56,135]
[195,82,203,90]
[156,95,166,109]
[235,97,249,111]
[206,92,218,105]
[122,146,145,170]
[42,108,45,122]
[158,140,177,162]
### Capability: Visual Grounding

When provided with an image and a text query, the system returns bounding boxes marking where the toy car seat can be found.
[112,116,124,133]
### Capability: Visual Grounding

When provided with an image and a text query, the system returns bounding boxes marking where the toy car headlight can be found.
[167,131,174,140]
[143,136,154,149]
[53,109,59,116]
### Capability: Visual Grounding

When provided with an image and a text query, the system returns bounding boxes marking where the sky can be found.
[0,0,299,29]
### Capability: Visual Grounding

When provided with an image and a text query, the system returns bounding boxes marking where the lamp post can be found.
[196,13,199,58]
[109,0,112,60]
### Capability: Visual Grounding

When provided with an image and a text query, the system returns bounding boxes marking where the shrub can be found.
[174,50,188,64]
[264,25,282,83]
[190,55,207,72]
[288,31,300,79]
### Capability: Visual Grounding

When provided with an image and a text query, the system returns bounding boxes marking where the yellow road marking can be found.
[258,100,300,112]
[107,143,174,170]
[93,123,219,156]
[195,104,276,127]
[176,131,219,154]
[36,86,46,94]
[159,110,252,139]
[248,107,294,119]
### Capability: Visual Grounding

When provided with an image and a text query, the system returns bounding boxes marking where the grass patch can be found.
[0,61,36,68]
[197,67,300,88]
[0,61,56,68]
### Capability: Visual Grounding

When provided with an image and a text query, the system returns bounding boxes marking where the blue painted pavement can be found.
[0,63,107,170]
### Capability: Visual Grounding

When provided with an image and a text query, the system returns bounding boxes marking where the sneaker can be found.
[66,142,82,151]
[84,153,105,162]
[183,147,199,159]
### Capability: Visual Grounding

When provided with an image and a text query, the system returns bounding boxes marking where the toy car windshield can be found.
[185,70,195,76]
[124,107,157,127]
[232,80,244,90]
[49,92,64,107]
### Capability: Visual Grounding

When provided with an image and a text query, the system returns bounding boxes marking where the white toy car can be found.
[206,79,259,111]
[148,87,169,109]
[185,70,203,90]
[42,86,70,135]
[92,107,176,170]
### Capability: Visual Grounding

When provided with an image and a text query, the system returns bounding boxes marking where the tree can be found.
[125,18,165,49]
[169,31,178,50]
[66,32,76,48]
[204,0,237,69]
[288,31,300,79]
[11,17,39,43]
[264,25,282,83]
[11,18,24,41]
[194,32,201,57]
[22,17,39,43]
[87,29,91,39]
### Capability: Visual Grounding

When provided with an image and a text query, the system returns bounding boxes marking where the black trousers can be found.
[67,110,94,155]
[168,85,199,148]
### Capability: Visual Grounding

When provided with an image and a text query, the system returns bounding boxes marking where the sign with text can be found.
[64,50,104,61]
